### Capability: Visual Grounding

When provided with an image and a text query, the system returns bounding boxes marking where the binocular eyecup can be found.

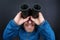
[20,4,41,18]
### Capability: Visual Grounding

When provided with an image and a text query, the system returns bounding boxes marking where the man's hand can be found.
[31,12,45,25]
[14,11,29,25]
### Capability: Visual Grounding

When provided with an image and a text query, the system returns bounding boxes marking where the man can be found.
[3,11,55,40]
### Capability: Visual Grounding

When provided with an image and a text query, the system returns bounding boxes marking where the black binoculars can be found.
[20,4,41,18]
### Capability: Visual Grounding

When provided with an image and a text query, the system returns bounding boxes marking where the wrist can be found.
[13,19,20,25]
[38,19,45,25]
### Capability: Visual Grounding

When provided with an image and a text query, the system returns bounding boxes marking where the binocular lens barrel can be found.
[20,4,41,18]
[21,4,28,10]
[34,4,41,11]
[21,4,29,18]
[32,4,41,18]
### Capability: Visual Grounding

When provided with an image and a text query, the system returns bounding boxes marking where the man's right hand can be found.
[14,11,29,25]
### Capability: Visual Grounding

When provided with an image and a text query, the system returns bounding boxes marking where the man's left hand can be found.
[31,12,45,25]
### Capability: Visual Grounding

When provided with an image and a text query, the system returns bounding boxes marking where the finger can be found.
[23,17,29,22]
[17,11,22,17]
[39,12,45,22]
[14,11,22,22]
[14,11,21,19]
[39,12,44,18]
[31,16,35,22]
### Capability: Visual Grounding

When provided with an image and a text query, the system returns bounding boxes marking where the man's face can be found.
[24,19,35,32]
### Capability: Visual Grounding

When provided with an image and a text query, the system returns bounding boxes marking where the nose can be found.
[28,20,32,24]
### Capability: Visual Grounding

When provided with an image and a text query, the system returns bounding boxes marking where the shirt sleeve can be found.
[3,20,21,40]
[38,20,55,40]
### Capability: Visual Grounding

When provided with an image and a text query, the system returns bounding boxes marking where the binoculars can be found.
[20,4,41,18]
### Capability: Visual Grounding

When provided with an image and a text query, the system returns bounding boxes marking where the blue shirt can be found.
[3,20,55,40]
